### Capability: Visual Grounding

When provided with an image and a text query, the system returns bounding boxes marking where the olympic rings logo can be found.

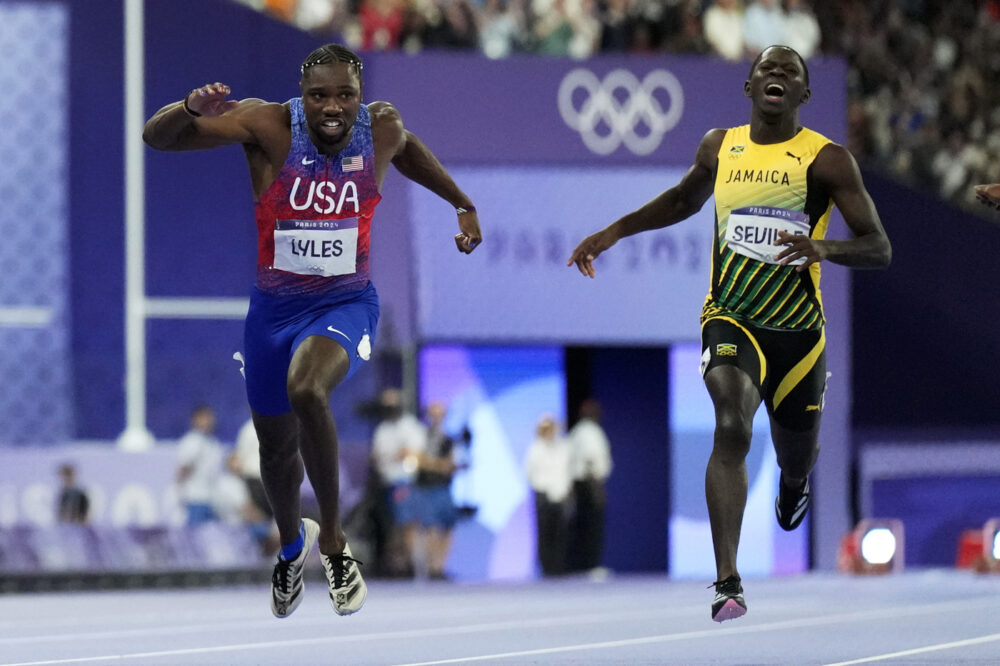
[558,68,685,156]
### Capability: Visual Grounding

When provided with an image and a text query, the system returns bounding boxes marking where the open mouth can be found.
[320,118,344,136]
[764,84,786,100]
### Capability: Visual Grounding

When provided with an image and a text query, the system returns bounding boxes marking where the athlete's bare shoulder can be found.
[695,128,727,170]
[367,101,405,162]
[221,100,292,159]
[367,101,403,133]
[228,99,291,134]
[811,142,860,187]
[700,128,727,151]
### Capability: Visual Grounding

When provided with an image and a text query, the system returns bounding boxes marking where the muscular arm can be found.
[568,128,723,277]
[775,143,892,271]
[370,101,481,253]
[142,83,270,152]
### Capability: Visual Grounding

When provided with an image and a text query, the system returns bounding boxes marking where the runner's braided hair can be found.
[301,44,364,81]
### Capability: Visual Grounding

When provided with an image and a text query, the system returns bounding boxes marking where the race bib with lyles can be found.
[724,206,810,266]
[273,218,359,277]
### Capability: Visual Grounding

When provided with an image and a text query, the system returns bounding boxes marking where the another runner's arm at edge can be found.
[371,101,482,254]
[142,83,271,152]
[774,143,892,272]
[568,129,723,278]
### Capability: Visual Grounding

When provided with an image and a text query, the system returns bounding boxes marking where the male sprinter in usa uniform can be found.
[144,45,482,618]
[568,46,890,622]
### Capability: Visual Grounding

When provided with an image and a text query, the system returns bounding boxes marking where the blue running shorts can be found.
[243,281,379,415]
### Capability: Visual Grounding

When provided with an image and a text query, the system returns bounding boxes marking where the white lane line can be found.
[390,597,1000,666]
[0,606,676,665]
[3,596,996,666]
[0,605,675,647]
[823,632,1000,665]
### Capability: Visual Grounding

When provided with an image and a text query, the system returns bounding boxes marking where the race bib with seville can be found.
[273,218,359,277]
[724,206,810,266]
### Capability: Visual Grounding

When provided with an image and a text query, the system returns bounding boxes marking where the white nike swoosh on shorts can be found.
[326,326,351,342]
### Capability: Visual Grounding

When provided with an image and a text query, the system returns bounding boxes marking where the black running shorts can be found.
[700,316,828,432]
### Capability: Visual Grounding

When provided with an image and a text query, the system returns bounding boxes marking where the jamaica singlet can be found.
[254,99,381,296]
[701,125,833,331]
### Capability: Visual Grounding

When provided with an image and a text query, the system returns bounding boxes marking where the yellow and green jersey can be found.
[701,125,834,331]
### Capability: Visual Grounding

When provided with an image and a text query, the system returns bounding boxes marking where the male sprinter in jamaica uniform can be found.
[569,45,890,622]
[144,45,482,619]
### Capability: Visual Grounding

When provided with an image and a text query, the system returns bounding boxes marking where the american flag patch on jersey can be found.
[342,155,363,172]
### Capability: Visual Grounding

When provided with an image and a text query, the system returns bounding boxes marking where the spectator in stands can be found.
[742,0,786,57]
[598,0,632,52]
[56,463,89,525]
[371,388,427,577]
[479,0,530,59]
[263,0,296,23]
[532,0,574,56]
[413,401,460,580]
[569,0,601,59]
[525,413,572,577]
[703,0,744,62]
[359,0,407,50]
[175,405,224,526]
[421,0,480,51]
[567,398,613,578]
[295,0,351,36]
[783,0,820,60]
[664,0,710,55]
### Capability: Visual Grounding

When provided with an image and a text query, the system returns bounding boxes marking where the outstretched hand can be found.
[454,210,482,254]
[974,184,1000,211]
[568,230,615,278]
[185,83,239,117]
[773,231,827,272]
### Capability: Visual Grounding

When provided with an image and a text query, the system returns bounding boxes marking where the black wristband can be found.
[182,96,202,118]
[456,206,476,215]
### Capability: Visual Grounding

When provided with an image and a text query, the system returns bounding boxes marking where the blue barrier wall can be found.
[853,169,1000,434]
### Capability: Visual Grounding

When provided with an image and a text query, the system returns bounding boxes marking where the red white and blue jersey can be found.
[254,99,381,296]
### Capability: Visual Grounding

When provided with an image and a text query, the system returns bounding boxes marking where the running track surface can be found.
[2,570,999,665]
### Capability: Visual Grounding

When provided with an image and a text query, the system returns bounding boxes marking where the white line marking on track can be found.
[390,597,1000,666]
[3,596,995,666]
[823,632,1000,665]
[0,607,674,665]
[0,605,674,647]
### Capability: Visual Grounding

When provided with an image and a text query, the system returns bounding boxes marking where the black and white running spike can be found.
[711,575,747,623]
[271,518,319,618]
[775,476,811,531]
[322,542,367,616]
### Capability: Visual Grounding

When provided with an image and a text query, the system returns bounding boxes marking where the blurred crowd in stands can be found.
[233,0,1000,213]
